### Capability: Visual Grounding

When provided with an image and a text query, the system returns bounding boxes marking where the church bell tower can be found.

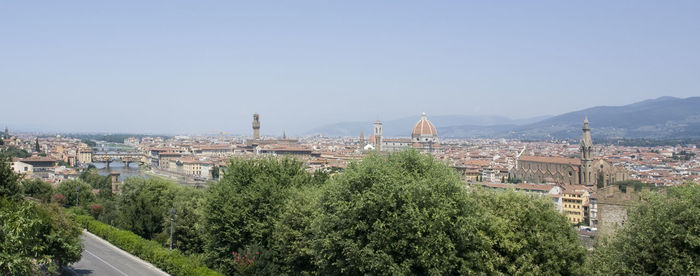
[373,120,383,152]
[580,116,593,186]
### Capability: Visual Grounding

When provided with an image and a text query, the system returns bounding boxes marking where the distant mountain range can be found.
[307,96,700,139]
[305,115,552,137]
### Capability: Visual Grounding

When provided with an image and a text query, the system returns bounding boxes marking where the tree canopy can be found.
[162,187,206,255]
[471,189,586,274]
[79,169,112,190]
[588,182,700,275]
[117,178,178,240]
[196,150,590,274]
[55,179,95,207]
[270,187,321,275]
[204,157,314,275]
[2,146,30,158]
[0,198,83,274]
[0,153,82,275]
[312,150,585,275]
[0,155,21,198]
[21,178,54,203]
[312,150,482,274]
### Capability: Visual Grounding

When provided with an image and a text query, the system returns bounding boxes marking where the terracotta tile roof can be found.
[519,156,581,166]
[412,113,438,137]
[515,183,555,191]
[15,156,58,163]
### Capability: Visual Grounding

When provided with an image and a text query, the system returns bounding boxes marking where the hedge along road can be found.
[66,230,169,276]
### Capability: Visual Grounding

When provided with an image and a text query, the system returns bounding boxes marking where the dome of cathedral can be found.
[411,112,437,138]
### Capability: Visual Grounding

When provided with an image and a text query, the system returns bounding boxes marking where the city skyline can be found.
[2,1,700,134]
[2,2,698,275]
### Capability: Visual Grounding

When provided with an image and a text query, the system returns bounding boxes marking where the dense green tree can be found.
[588,183,700,275]
[0,198,83,275]
[0,155,21,198]
[117,178,177,239]
[310,169,331,186]
[34,138,40,153]
[55,179,95,207]
[33,202,84,271]
[81,139,97,147]
[22,178,53,203]
[312,150,487,274]
[270,187,321,275]
[311,150,585,275]
[0,161,82,275]
[2,146,30,158]
[93,197,120,226]
[163,187,206,255]
[204,157,314,275]
[79,169,111,190]
[470,189,586,274]
[210,165,219,180]
[611,180,657,193]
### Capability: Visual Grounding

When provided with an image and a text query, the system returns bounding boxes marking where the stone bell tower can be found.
[373,120,383,152]
[252,113,260,140]
[580,116,594,186]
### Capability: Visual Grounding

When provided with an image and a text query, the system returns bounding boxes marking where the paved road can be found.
[66,230,169,276]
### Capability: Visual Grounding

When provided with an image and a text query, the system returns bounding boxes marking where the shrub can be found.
[89,203,104,217]
[53,194,67,205]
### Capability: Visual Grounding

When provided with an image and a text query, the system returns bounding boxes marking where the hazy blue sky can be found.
[1,1,699,135]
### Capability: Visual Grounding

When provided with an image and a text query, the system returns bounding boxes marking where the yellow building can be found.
[561,185,590,224]
[182,158,202,176]
[78,148,93,164]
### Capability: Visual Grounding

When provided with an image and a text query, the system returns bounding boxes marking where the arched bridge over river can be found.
[91,152,145,168]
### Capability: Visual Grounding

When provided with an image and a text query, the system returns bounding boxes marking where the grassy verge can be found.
[73,215,222,276]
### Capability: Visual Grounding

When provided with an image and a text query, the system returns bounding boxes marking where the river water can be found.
[94,162,149,182]
[93,162,204,187]
[90,142,205,186]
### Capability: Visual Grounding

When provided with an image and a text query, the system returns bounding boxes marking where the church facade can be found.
[510,117,628,187]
